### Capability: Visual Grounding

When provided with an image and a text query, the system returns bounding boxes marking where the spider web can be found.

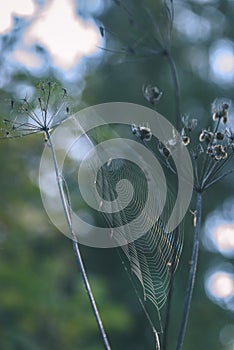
[75,123,183,333]
[95,155,182,310]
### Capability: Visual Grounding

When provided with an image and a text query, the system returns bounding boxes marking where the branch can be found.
[164,51,181,129]
[203,167,234,191]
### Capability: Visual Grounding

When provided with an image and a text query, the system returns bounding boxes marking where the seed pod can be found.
[199,132,206,142]
[207,131,214,142]
[139,126,152,141]
[214,144,222,152]
[222,103,229,111]
[99,26,105,37]
[222,114,228,124]
[221,151,228,159]
[158,142,170,158]
[143,85,162,105]
[131,124,152,141]
[213,112,219,121]
[215,132,224,140]
[182,135,190,146]
[131,123,137,135]
[162,147,170,158]
[206,146,213,154]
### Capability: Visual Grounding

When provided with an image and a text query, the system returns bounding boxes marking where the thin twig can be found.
[203,167,234,191]
[45,129,111,350]
[202,153,234,190]
[162,46,181,350]
[176,191,202,350]
[164,51,181,129]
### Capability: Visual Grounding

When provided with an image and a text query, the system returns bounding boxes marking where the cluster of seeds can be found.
[206,144,227,161]
[131,100,234,167]
[197,102,230,161]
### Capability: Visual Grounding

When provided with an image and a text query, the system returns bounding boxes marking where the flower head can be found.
[182,100,234,192]
[145,99,234,192]
[1,81,71,141]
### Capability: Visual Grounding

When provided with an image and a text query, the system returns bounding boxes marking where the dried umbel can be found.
[181,100,233,192]
[0,81,71,141]
[130,99,234,193]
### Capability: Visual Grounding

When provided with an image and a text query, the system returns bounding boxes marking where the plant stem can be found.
[46,129,111,350]
[162,50,181,350]
[165,51,181,129]
[176,191,202,350]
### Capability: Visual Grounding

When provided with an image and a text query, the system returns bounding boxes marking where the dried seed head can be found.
[182,135,190,146]
[207,143,227,160]
[222,115,228,124]
[215,132,224,140]
[213,144,222,152]
[158,142,170,158]
[215,154,222,161]
[131,123,152,141]
[99,26,105,37]
[212,100,229,123]
[1,81,72,140]
[163,147,170,158]
[139,126,152,141]
[222,103,229,111]
[213,112,219,121]
[199,132,206,142]
[207,131,214,141]
[131,123,137,135]
[207,146,213,154]
[199,130,213,143]
[221,151,228,159]
[142,85,162,105]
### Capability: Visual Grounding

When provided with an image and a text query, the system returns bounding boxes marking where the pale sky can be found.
[1,0,234,85]
[0,0,101,77]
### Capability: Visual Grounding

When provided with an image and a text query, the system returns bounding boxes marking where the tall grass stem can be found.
[46,129,111,350]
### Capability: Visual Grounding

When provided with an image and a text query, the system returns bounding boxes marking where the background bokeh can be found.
[0,1,234,349]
